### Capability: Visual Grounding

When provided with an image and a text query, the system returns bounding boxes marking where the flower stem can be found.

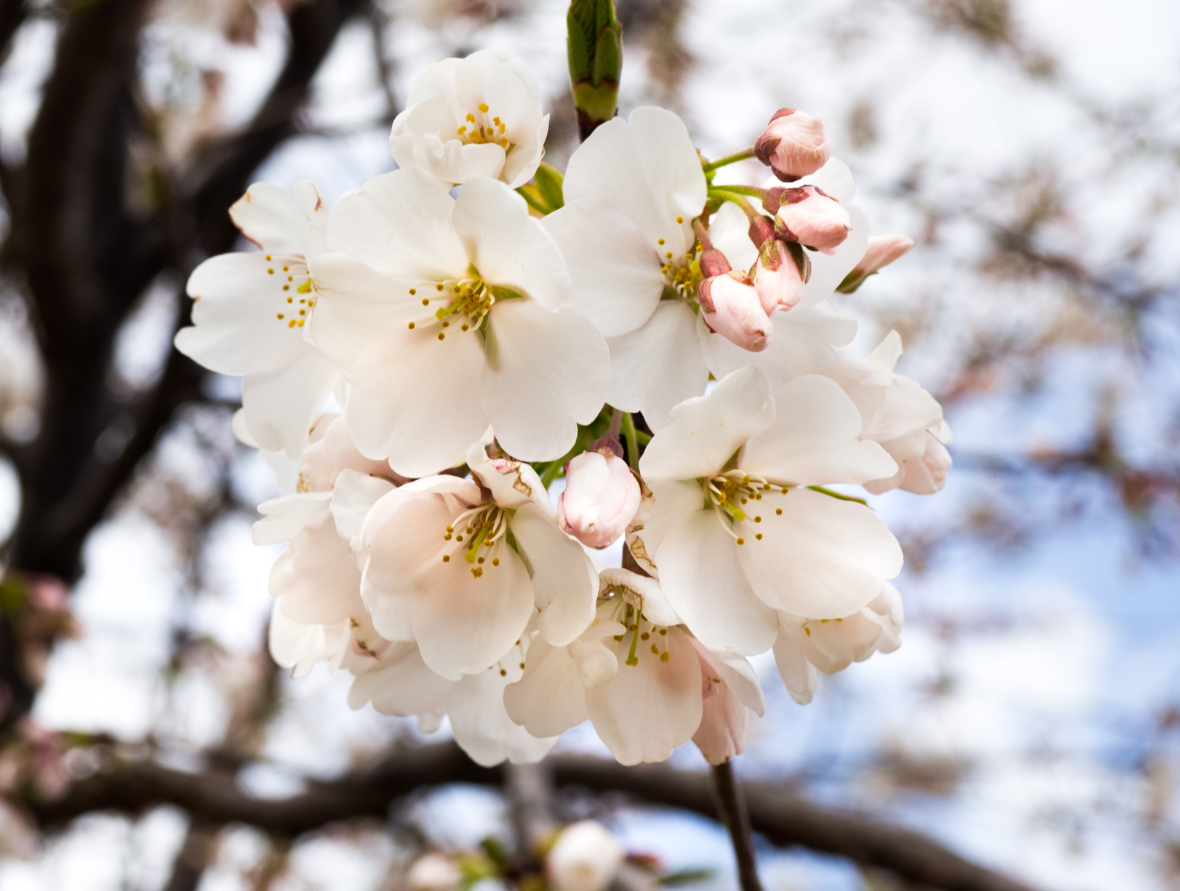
[702,148,756,173]
[708,184,767,201]
[710,760,763,891]
[620,412,640,472]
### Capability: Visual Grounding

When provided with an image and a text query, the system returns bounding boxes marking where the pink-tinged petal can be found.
[347,323,490,477]
[254,492,333,545]
[268,509,364,625]
[606,301,710,430]
[326,168,467,279]
[449,677,559,767]
[736,488,902,619]
[692,672,748,765]
[466,443,550,512]
[509,502,598,647]
[229,182,307,252]
[543,201,664,337]
[482,301,608,463]
[240,346,338,458]
[347,642,451,715]
[503,637,590,737]
[691,642,766,716]
[268,604,348,679]
[741,376,898,486]
[654,510,778,655]
[640,366,774,483]
[585,627,703,766]
[329,470,395,553]
[452,176,572,309]
[629,478,701,577]
[177,253,309,376]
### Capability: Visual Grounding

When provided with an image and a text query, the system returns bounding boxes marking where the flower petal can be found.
[736,488,902,619]
[640,366,774,483]
[483,301,608,462]
[509,502,597,647]
[503,637,590,737]
[654,510,778,655]
[240,346,339,458]
[448,668,559,766]
[348,642,452,715]
[799,206,868,309]
[347,323,490,476]
[230,183,308,252]
[741,375,898,485]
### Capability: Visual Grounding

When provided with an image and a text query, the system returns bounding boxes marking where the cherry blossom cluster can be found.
[175,49,950,768]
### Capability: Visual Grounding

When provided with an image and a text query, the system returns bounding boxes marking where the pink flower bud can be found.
[698,272,773,352]
[753,239,809,315]
[838,233,915,293]
[557,450,642,549]
[771,185,851,254]
[754,109,831,182]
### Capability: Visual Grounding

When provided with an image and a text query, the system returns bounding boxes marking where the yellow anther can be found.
[754,516,762,523]
[438,332,446,341]
[299,310,306,315]
[467,113,476,123]
[282,265,289,271]
[283,285,289,291]
[408,322,416,329]
[267,268,274,274]
[477,557,485,564]
[499,667,506,676]
[265,255,272,260]
[651,644,659,655]
[493,116,501,124]
[736,537,745,545]
[422,298,430,306]
[288,320,296,328]
[660,652,670,663]
[659,628,667,636]
[277,313,284,319]
[461,323,469,331]
[804,627,811,636]
[755,533,763,540]
[297,320,304,327]
[781,487,789,494]
[658,238,665,245]
[776,508,783,515]
[287,297,293,303]
[676,216,684,223]
[665,251,673,259]
[478,103,489,113]
[443,555,450,562]
[409,288,417,295]
[436,283,444,291]
[457,126,467,135]
[492,558,500,566]
[297,280,313,294]
[641,632,650,640]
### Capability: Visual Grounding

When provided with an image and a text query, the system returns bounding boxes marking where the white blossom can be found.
[389,49,549,189]
[310,169,608,476]
[175,181,338,458]
[547,821,624,891]
[632,367,901,655]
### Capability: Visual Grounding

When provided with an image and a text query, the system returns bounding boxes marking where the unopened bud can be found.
[837,233,915,293]
[747,214,776,249]
[753,239,809,315]
[698,247,732,279]
[407,853,462,891]
[699,272,772,352]
[900,431,951,495]
[547,821,624,891]
[770,185,850,254]
[754,109,830,182]
[558,450,642,549]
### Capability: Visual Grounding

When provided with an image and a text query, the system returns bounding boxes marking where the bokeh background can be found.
[0,0,1178,888]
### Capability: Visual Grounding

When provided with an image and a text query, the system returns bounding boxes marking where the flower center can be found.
[456,102,513,152]
[598,592,672,666]
[438,502,510,578]
[266,253,315,330]
[702,470,793,546]
[404,269,497,343]
[657,217,704,308]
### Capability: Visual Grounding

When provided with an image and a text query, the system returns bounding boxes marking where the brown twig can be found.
[710,761,763,891]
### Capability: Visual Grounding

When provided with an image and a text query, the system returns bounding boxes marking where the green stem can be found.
[806,485,868,507]
[701,148,756,173]
[708,184,767,200]
[620,412,640,472]
[515,186,549,215]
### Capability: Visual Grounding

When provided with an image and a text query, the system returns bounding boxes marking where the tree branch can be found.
[20,743,1042,891]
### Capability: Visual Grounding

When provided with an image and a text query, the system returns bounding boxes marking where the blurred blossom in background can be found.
[0,0,1179,889]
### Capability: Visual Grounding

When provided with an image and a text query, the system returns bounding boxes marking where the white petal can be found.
[253,492,333,545]
[241,347,338,458]
[348,642,452,715]
[268,510,364,625]
[177,254,309,375]
[268,604,348,679]
[483,302,608,462]
[448,670,559,766]
[694,643,766,716]
[740,376,898,485]
[606,301,710,429]
[503,637,589,737]
[736,488,902,619]
[799,157,855,204]
[326,168,467,279]
[230,183,307,252]
[654,510,778,655]
[347,324,490,476]
[564,107,705,256]
[585,627,702,765]
[634,478,704,573]
[543,201,664,337]
[330,469,396,552]
[509,503,597,647]
[772,622,817,705]
[452,176,572,308]
[640,366,774,483]
[597,568,681,627]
